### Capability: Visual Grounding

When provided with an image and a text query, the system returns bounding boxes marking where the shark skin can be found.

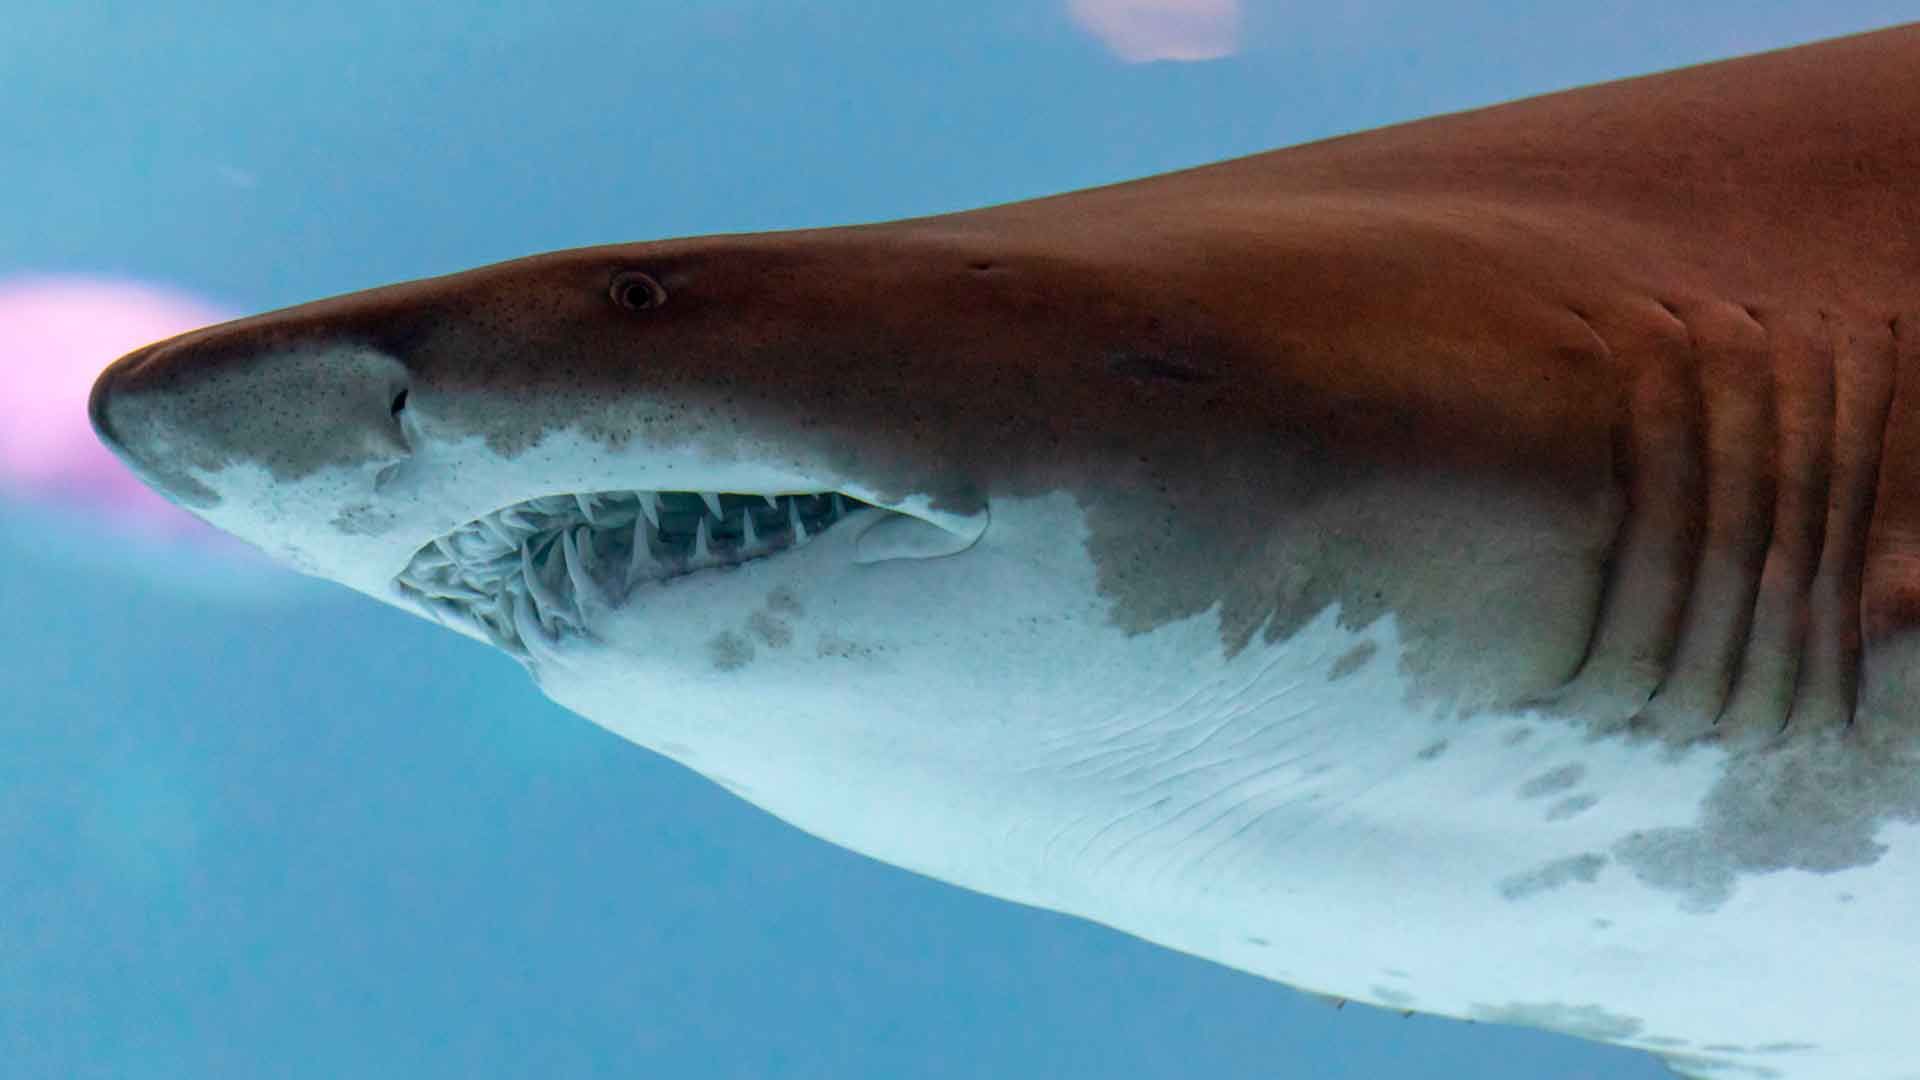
[89,24,1920,1080]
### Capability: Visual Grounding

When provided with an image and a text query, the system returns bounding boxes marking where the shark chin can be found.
[85,24,1920,1080]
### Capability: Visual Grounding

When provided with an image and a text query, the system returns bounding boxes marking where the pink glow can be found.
[1066,0,1242,62]
[0,275,231,536]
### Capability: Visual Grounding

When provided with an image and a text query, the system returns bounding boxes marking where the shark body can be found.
[90,25,1920,1080]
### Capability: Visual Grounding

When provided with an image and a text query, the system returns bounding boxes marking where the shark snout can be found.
[87,349,129,457]
[87,324,418,514]
[88,337,207,504]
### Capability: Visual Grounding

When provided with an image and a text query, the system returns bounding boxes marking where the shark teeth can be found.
[395,489,872,660]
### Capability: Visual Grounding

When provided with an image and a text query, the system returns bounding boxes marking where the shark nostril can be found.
[390,389,409,417]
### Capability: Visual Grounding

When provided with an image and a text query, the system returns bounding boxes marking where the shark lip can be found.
[394,489,881,660]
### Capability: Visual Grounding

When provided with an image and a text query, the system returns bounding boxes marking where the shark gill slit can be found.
[1552,302,1895,745]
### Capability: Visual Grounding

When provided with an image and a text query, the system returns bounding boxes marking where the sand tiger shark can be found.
[87,23,1920,1079]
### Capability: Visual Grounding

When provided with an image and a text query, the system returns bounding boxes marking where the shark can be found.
[87,23,1920,1080]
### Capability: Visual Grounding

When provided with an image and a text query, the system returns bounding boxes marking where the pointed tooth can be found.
[693,516,713,561]
[577,525,607,578]
[481,515,518,547]
[564,527,614,610]
[762,494,778,510]
[742,507,759,548]
[832,493,847,517]
[508,589,553,650]
[425,580,490,604]
[699,491,723,518]
[411,549,454,575]
[627,519,660,588]
[788,497,809,542]
[575,493,599,523]
[423,597,465,629]
[638,491,660,528]
[521,540,568,632]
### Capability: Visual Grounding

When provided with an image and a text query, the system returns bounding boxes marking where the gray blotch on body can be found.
[1416,739,1448,761]
[1327,641,1377,680]
[1546,793,1599,821]
[709,631,755,671]
[1610,728,1920,913]
[1371,984,1416,1007]
[1659,1052,1783,1079]
[748,610,792,648]
[1519,763,1586,799]
[1470,1002,1643,1042]
[1498,853,1607,900]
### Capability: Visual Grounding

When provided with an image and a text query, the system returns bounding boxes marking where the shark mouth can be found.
[394,490,877,659]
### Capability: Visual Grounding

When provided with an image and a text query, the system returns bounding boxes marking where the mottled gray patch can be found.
[710,774,753,796]
[765,586,803,614]
[1519,763,1586,799]
[1591,917,1613,929]
[331,501,400,535]
[1415,739,1448,761]
[1471,1001,1642,1042]
[1612,830,1736,913]
[1504,726,1535,745]
[1546,793,1599,821]
[1837,892,1854,903]
[1371,984,1416,1007]
[1498,853,1606,900]
[1327,641,1377,681]
[1753,1043,1816,1054]
[709,631,754,671]
[1640,1036,1691,1049]
[747,610,792,648]
[1380,968,1409,979]
[1611,729,1920,914]
[1660,1052,1782,1079]
[1702,1044,1746,1053]
[816,633,875,659]
[1244,936,1270,947]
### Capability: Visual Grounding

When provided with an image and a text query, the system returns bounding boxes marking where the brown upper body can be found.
[92,24,1920,744]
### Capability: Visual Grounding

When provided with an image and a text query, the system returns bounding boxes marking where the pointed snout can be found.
[88,338,157,463]
[83,310,420,514]
[88,334,212,505]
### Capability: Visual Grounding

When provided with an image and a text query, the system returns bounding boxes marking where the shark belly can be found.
[521,492,1920,1080]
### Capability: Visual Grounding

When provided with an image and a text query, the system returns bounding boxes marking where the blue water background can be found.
[5,3,1911,1076]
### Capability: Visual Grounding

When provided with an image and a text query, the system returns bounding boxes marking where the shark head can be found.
[89,212,1619,711]
[87,203,1633,918]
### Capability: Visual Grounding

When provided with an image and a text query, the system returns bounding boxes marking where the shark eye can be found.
[609,271,667,312]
